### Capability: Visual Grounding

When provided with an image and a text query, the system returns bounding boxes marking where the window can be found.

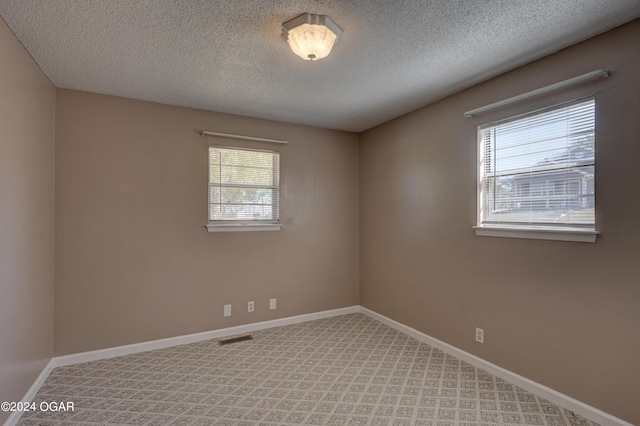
[474,98,598,242]
[207,146,281,232]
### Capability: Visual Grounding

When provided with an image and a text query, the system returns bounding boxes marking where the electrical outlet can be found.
[269,298,277,310]
[475,327,484,344]
[248,301,254,312]
[223,304,231,317]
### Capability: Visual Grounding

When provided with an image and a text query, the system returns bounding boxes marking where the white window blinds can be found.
[208,146,280,224]
[478,98,595,229]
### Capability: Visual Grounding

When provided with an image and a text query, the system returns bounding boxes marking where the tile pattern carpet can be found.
[17,313,599,425]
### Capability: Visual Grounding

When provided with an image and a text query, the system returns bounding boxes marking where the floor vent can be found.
[218,335,254,346]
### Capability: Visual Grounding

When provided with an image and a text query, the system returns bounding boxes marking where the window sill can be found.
[473,225,599,243]
[206,223,282,233]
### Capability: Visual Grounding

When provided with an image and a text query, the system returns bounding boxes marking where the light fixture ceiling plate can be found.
[282,13,343,41]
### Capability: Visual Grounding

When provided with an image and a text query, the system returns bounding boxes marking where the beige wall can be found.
[54,89,360,355]
[0,17,55,424]
[360,19,640,424]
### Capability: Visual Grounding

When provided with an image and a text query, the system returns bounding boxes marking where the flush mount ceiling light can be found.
[282,13,343,61]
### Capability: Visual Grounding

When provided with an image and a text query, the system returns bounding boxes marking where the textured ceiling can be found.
[1,1,639,132]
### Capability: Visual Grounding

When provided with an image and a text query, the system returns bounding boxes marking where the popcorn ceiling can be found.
[0,0,638,132]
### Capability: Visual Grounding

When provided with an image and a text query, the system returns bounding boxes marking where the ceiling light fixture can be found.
[282,13,342,61]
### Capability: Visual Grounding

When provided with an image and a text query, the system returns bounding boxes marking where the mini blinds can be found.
[208,146,280,223]
[478,98,595,228]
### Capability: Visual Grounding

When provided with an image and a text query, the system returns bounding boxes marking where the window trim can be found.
[473,225,598,243]
[474,98,598,243]
[206,145,281,233]
[206,223,283,233]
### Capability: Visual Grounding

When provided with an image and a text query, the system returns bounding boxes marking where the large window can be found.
[207,146,280,231]
[475,98,598,242]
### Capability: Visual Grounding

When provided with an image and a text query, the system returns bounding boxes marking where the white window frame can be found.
[473,99,599,243]
[206,146,282,233]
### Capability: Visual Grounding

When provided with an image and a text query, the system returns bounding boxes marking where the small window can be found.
[475,98,598,242]
[207,146,281,232]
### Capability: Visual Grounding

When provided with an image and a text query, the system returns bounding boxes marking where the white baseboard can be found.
[52,305,359,368]
[359,306,632,426]
[3,359,55,426]
[3,306,358,426]
[6,305,630,426]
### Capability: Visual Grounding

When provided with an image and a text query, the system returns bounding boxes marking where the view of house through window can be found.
[478,98,595,229]
[208,146,280,224]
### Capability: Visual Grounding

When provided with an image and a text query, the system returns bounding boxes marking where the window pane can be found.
[220,165,274,186]
[220,149,273,168]
[208,146,279,223]
[210,204,275,221]
[209,186,220,204]
[220,187,275,205]
[209,165,221,183]
[478,99,595,228]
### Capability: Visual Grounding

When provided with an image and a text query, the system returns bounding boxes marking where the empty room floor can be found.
[17,313,598,425]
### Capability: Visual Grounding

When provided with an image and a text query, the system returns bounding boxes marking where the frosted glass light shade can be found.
[287,23,337,60]
[282,14,342,61]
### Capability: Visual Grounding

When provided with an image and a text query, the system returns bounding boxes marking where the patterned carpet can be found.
[17,313,598,425]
